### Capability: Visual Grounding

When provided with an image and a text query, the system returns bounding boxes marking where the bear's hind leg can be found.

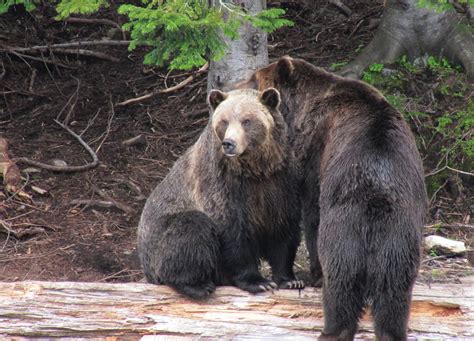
[370,248,418,340]
[369,219,420,341]
[141,211,219,300]
[371,290,411,341]
[318,277,365,341]
[318,222,366,341]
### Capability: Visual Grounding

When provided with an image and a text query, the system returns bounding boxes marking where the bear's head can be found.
[235,56,336,120]
[236,56,386,121]
[207,88,288,176]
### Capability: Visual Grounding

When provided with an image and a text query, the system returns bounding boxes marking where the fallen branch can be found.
[117,63,209,107]
[14,120,99,173]
[2,41,130,63]
[43,48,120,63]
[329,0,352,17]
[4,40,130,52]
[0,281,471,338]
[65,18,127,40]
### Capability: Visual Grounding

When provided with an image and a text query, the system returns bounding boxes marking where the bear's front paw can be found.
[236,279,278,293]
[279,279,305,290]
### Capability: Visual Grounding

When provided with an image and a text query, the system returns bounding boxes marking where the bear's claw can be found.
[279,279,305,290]
[236,279,278,293]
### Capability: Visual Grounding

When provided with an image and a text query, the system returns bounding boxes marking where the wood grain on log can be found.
[0,281,472,339]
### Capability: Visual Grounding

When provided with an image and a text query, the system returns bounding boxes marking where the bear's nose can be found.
[222,139,236,155]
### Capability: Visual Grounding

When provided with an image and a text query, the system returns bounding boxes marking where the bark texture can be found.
[207,0,269,93]
[340,0,474,80]
[0,281,472,339]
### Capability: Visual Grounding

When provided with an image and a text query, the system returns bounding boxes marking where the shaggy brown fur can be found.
[138,88,304,300]
[237,57,427,341]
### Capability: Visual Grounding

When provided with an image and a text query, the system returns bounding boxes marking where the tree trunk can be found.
[340,0,474,80]
[0,280,472,339]
[207,0,269,93]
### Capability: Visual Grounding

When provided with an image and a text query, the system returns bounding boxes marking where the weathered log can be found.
[0,280,472,339]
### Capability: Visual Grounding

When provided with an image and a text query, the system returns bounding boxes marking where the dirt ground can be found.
[0,1,472,286]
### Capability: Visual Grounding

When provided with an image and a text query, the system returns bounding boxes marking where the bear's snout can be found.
[222,139,237,156]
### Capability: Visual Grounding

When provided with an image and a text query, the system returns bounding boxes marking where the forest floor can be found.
[0,1,472,287]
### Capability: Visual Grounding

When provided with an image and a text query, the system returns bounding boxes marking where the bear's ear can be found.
[260,87,281,110]
[208,89,228,110]
[276,56,294,83]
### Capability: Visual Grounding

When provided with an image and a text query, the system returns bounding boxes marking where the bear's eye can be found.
[221,120,229,127]
[242,119,251,127]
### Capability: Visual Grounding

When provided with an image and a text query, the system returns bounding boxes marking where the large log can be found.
[0,280,472,339]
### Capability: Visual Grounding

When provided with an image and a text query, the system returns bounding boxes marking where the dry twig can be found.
[117,63,209,106]
[94,98,116,153]
[71,199,119,210]
[0,219,45,239]
[92,185,134,214]
[15,120,99,173]
[425,222,474,230]
[3,50,73,69]
[28,69,37,92]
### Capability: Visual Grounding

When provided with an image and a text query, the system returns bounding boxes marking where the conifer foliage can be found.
[119,0,292,70]
[0,0,292,70]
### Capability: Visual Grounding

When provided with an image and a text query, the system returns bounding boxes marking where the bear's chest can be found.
[229,175,293,233]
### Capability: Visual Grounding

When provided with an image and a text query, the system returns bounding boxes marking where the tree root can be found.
[340,0,474,80]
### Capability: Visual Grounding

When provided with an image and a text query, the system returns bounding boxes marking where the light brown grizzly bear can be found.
[237,57,427,341]
[138,88,304,300]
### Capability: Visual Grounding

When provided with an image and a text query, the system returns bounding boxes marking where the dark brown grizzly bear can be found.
[237,57,427,340]
[138,88,304,300]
